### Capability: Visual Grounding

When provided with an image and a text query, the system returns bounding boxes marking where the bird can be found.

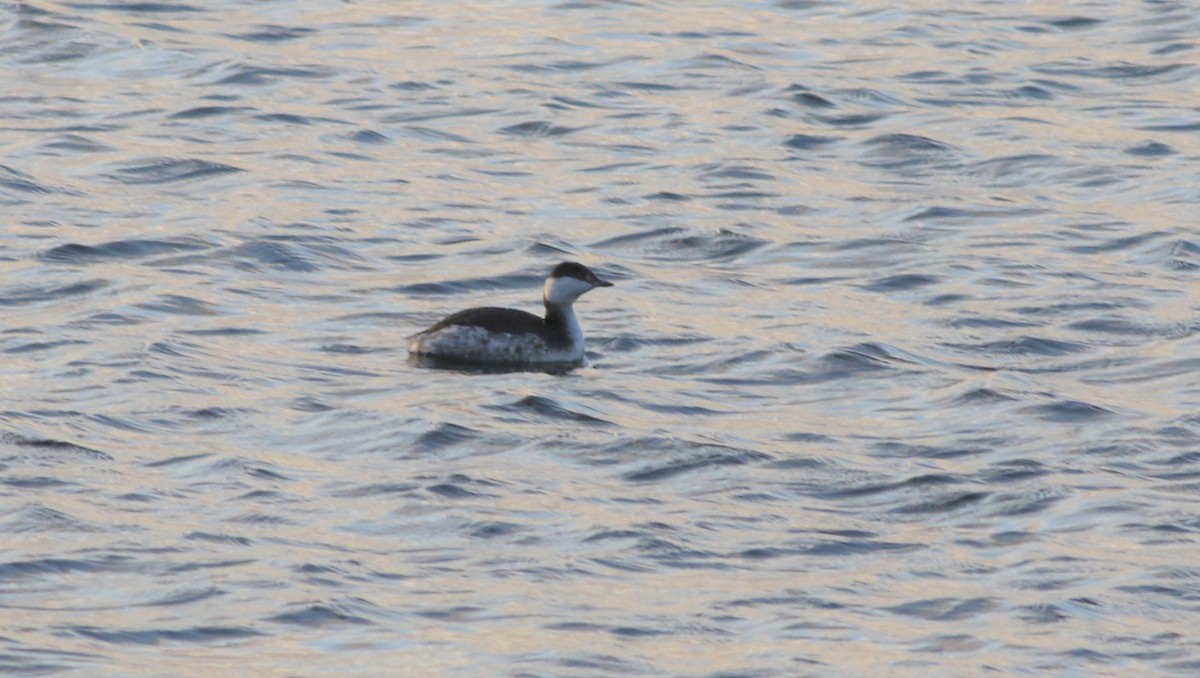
[408,261,612,365]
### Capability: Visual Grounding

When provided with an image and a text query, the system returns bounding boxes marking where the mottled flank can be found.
[2,0,1199,676]
[409,323,573,364]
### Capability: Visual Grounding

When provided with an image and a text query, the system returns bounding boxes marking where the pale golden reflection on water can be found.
[1,0,1198,675]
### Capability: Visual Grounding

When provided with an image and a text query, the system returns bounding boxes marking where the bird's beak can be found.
[592,275,613,287]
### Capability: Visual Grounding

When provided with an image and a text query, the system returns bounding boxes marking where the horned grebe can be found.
[408,261,612,365]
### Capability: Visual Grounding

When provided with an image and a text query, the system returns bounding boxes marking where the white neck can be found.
[542,275,592,359]
[562,303,584,353]
[545,299,584,357]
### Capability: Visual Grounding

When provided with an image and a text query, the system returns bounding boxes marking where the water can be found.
[2,0,1199,674]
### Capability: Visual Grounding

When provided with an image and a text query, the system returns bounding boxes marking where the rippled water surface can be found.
[3,0,1200,674]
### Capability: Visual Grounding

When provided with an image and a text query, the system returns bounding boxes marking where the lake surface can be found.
[2,0,1199,675]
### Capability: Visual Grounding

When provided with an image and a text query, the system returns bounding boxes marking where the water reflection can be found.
[1,0,1198,675]
[408,353,581,375]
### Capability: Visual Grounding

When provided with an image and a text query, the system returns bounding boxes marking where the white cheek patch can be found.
[544,276,593,306]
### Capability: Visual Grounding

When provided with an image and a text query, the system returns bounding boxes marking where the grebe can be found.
[408,262,612,365]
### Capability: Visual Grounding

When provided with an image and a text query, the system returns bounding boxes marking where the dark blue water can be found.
[2,1,1199,675]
